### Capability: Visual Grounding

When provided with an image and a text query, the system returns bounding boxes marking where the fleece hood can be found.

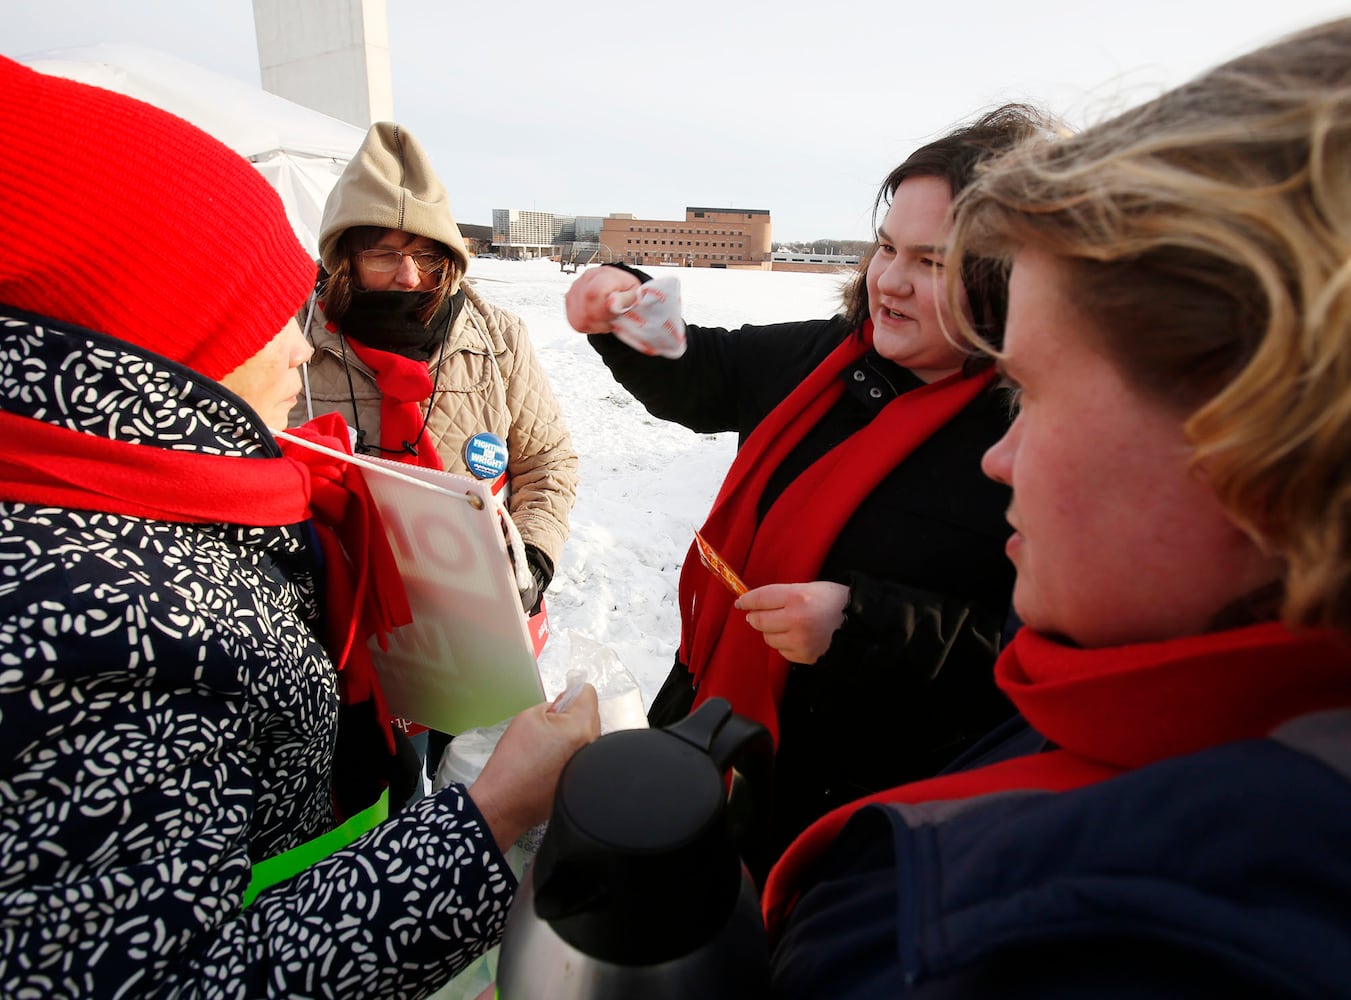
[319,121,471,288]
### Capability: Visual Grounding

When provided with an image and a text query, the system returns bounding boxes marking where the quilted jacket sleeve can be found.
[466,285,579,570]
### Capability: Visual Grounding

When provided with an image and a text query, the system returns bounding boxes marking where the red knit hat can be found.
[0,56,316,381]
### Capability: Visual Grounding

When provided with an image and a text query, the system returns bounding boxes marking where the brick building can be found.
[599,207,772,268]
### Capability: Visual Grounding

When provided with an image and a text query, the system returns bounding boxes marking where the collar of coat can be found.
[763,620,1351,936]
[312,280,500,375]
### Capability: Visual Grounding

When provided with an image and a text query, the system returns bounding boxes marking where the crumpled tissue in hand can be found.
[611,277,687,359]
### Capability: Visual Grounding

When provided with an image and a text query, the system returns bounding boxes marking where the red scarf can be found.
[279,413,412,710]
[342,337,444,472]
[761,622,1351,936]
[680,322,996,745]
[0,408,411,735]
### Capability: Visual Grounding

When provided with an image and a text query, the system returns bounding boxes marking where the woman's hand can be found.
[468,685,600,851]
[736,581,850,665]
[565,267,642,333]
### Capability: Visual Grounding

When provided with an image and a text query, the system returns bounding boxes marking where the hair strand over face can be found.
[321,225,460,326]
[947,17,1351,634]
[839,103,1058,370]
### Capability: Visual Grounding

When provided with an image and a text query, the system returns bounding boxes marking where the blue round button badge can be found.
[464,431,509,480]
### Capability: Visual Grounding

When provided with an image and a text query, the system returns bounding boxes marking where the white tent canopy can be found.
[21,43,365,259]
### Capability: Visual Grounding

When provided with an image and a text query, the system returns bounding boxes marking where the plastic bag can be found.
[610,277,687,359]
[539,629,649,734]
[433,630,647,795]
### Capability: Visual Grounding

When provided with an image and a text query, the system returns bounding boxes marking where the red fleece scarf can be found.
[680,322,996,744]
[761,622,1351,936]
[342,336,444,471]
[0,408,411,736]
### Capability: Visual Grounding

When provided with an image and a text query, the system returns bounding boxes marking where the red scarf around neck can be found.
[680,322,996,745]
[761,621,1351,937]
[341,336,444,471]
[0,408,411,731]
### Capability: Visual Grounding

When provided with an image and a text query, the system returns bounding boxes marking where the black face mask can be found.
[341,289,463,360]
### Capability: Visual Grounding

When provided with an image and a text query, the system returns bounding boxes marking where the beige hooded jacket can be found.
[289,122,578,570]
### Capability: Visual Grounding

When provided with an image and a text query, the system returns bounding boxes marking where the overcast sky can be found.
[6,1,1348,240]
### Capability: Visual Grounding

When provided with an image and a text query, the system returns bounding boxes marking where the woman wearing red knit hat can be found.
[0,56,597,998]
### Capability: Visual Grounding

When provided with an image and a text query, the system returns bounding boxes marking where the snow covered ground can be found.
[465,258,852,709]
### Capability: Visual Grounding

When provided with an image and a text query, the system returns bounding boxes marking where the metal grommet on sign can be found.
[852,369,866,381]
[869,387,883,399]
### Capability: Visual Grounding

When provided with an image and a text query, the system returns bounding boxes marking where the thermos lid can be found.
[530,698,767,965]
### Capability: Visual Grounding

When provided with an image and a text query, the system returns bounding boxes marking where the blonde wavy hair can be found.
[947,17,1351,634]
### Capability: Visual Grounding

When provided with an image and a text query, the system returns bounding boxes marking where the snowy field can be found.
[465,258,852,708]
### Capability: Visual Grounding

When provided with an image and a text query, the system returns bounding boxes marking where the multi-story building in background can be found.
[457,222,493,257]
[574,216,605,242]
[599,207,771,268]
[487,206,836,271]
[491,208,563,258]
[488,209,608,260]
[769,249,862,273]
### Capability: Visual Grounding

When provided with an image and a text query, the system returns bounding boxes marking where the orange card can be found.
[694,530,748,596]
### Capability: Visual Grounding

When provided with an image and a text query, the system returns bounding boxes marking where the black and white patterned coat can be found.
[0,309,513,998]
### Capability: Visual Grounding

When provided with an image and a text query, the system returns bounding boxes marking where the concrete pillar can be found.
[252,0,393,127]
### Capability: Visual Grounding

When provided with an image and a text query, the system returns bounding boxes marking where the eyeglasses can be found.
[356,248,448,274]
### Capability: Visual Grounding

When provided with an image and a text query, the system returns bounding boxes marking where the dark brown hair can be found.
[840,103,1054,360]
[321,225,460,325]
